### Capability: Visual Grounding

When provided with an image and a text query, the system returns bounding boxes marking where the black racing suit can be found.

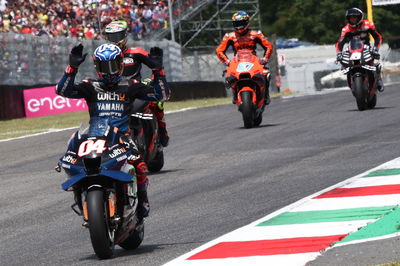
[122,46,170,147]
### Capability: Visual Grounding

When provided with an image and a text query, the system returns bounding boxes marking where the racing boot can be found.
[136,162,150,219]
[123,182,137,219]
[264,88,271,105]
[225,76,236,104]
[264,74,271,105]
[158,127,169,147]
[376,63,384,92]
[137,182,150,219]
[155,102,169,147]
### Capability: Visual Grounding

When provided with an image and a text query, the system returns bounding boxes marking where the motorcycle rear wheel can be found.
[119,220,144,250]
[148,150,164,172]
[87,189,114,259]
[353,75,367,111]
[254,112,263,127]
[367,94,377,109]
[240,91,254,128]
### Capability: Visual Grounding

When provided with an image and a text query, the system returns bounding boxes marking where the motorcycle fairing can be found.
[61,170,133,191]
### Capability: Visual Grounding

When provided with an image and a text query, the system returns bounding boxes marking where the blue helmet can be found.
[93,44,123,84]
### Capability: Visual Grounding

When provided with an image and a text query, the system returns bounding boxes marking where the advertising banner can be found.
[372,0,400,5]
[23,86,87,118]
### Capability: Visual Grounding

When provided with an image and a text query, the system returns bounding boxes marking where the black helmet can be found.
[105,20,128,50]
[345,8,363,27]
[232,11,250,34]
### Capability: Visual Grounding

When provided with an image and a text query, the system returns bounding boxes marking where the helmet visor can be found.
[105,31,126,44]
[94,57,122,74]
[232,20,248,30]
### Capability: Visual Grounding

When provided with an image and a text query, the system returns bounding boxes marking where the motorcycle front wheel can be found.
[87,189,114,259]
[353,75,367,111]
[240,91,254,128]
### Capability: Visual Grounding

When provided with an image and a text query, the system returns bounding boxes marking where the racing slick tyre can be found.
[354,75,367,111]
[119,220,144,250]
[367,94,377,109]
[240,91,254,128]
[254,112,263,127]
[87,189,114,259]
[148,150,164,172]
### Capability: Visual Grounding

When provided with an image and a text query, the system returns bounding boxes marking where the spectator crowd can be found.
[0,0,172,40]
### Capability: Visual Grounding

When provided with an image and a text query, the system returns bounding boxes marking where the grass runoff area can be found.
[0,98,230,140]
[0,93,289,140]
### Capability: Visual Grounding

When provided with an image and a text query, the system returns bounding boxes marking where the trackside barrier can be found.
[0,81,226,120]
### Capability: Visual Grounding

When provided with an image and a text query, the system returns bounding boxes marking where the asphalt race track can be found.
[1,84,400,265]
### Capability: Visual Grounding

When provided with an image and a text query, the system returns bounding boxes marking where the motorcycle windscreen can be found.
[88,117,112,137]
[349,39,363,52]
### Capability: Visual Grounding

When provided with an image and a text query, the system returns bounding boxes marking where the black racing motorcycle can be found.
[340,38,378,111]
[57,119,144,259]
[130,99,164,172]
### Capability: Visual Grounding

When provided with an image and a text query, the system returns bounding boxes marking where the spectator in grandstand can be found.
[0,0,200,39]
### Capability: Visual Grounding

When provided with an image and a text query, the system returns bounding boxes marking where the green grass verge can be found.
[0,93,289,140]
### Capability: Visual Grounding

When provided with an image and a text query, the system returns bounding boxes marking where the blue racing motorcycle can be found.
[56,118,144,259]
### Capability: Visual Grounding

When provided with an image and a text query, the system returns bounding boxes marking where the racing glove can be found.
[69,44,87,68]
[150,46,164,76]
[336,52,343,62]
[259,58,269,65]
[371,47,380,60]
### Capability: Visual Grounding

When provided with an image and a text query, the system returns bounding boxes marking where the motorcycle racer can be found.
[56,43,170,219]
[216,11,273,104]
[336,7,384,92]
[105,20,170,147]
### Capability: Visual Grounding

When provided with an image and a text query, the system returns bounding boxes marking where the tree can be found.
[259,0,400,46]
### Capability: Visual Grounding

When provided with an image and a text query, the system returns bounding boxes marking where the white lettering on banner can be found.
[372,0,400,5]
[53,96,66,109]
[27,96,87,113]
[27,99,40,112]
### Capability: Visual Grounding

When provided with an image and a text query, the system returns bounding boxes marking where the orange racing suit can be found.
[216,29,273,103]
[216,30,273,64]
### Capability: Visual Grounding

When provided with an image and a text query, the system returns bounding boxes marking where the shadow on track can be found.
[147,168,185,176]
[238,123,282,129]
[347,106,394,112]
[78,241,203,261]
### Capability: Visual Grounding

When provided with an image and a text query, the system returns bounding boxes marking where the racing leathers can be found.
[56,66,170,219]
[216,29,273,104]
[123,46,170,147]
[336,20,384,91]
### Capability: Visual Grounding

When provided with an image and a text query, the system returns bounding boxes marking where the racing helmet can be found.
[104,20,128,50]
[345,8,363,27]
[232,11,250,34]
[93,44,124,84]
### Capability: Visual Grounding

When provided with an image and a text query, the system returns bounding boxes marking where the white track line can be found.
[0,107,200,143]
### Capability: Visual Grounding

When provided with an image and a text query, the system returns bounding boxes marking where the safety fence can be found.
[0,33,183,86]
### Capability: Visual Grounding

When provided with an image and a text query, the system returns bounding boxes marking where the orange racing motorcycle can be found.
[226,49,269,128]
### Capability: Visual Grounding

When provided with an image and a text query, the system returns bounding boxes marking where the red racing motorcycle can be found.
[340,38,378,111]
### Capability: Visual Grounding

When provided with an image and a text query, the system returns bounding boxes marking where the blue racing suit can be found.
[56,68,169,218]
